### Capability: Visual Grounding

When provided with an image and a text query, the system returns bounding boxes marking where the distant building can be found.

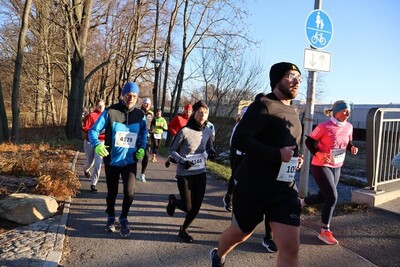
[213,98,400,131]
[294,102,400,130]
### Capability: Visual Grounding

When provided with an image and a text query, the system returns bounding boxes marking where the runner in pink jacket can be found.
[300,100,358,245]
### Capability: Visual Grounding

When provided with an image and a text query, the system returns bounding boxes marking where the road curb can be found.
[43,151,78,267]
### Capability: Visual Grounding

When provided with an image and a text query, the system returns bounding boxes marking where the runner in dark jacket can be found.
[211,62,304,267]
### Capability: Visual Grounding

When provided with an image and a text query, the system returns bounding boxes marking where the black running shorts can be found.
[232,187,301,233]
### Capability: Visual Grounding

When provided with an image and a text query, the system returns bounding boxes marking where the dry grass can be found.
[0,142,80,201]
[0,132,81,232]
[302,202,370,216]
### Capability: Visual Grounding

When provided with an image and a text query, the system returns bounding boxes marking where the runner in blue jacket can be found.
[89,82,147,238]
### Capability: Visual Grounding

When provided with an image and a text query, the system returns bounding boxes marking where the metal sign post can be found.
[298,0,335,198]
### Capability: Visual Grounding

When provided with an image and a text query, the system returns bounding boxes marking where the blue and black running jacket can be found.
[89,101,147,167]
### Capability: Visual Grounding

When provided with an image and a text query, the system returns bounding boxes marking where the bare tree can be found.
[108,1,154,97]
[63,0,93,139]
[160,0,181,113]
[10,0,32,143]
[151,0,160,109]
[32,0,47,125]
[169,0,253,119]
[0,0,257,143]
[198,48,264,116]
[191,45,266,152]
[30,0,61,126]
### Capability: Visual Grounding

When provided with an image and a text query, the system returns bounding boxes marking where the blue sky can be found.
[246,0,400,104]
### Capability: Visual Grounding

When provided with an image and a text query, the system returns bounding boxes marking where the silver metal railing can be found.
[366,108,400,191]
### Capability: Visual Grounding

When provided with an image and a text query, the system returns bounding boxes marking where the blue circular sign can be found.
[305,9,333,49]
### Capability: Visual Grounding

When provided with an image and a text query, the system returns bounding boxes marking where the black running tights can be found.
[105,163,137,220]
[176,173,207,230]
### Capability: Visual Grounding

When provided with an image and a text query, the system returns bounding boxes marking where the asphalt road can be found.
[60,153,400,267]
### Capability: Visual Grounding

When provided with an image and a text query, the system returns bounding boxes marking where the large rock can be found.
[0,193,59,225]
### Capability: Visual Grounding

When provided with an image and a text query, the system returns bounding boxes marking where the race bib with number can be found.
[115,131,137,148]
[153,133,162,139]
[330,148,346,164]
[276,157,298,182]
[186,153,206,170]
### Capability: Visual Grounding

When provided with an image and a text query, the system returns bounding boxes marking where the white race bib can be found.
[186,153,206,170]
[277,157,298,182]
[330,148,346,164]
[115,131,137,148]
[153,133,162,139]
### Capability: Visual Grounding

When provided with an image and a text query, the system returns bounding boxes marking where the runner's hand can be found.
[183,160,195,170]
[136,148,145,160]
[207,149,216,160]
[280,146,296,162]
[95,144,109,157]
[351,146,358,155]
[297,154,304,169]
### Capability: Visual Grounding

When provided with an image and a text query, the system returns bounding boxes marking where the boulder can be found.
[0,193,59,225]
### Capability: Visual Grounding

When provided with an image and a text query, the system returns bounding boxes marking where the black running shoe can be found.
[222,194,232,212]
[105,216,116,232]
[262,237,278,253]
[178,228,193,243]
[210,248,225,267]
[90,185,98,192]
[119,218,131,238]
[167,194,176,216]
[84,171,91,178]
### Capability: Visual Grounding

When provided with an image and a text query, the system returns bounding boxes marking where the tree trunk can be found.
[11,0,33,143]
[152,0,160,110]
[174,63,185,116]
[0,80,9,142]
[36,47,45,126]
[66,52,85,139]
[161,0,179,113]
[62,12,72,125]
[64,0,93,139]
[47,76,57,126]
[34,0,49,127]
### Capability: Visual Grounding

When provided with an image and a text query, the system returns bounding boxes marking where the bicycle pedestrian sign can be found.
[305,9,333,49]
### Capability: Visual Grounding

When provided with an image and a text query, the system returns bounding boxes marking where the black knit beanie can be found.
[192,100,208,113]
[269,62,301,89]
[187,100,208,131]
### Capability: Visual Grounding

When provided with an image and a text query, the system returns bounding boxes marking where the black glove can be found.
[165,156,177,168]
[183,160,195,170]
[165,157,171,168]
[207,149,216,160]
